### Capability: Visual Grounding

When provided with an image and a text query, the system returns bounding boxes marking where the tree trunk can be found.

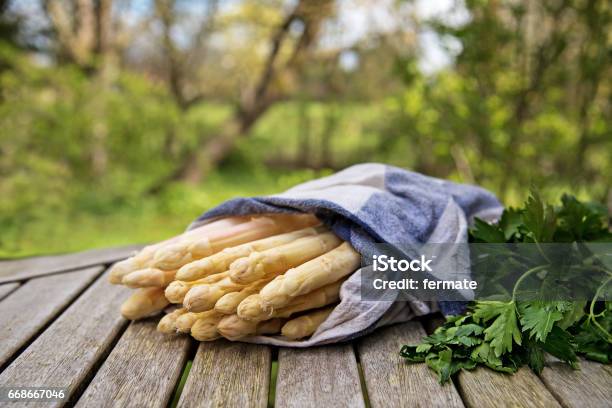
[144,0,334,193]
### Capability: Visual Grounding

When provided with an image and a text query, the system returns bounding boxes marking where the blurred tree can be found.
[0,0,19,45]
[43,0,113,71]
[150,0,335,188]
[154,0,218,111]
[0,0,610,256]
[386,0,611,201]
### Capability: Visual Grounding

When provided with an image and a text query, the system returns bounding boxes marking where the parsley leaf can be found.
[401,192,611,384]
[518,301,565,342]
[522,191,556,242]
[473,301,522,356]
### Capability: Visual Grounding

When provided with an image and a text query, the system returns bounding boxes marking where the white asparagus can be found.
[120,287,169,320]
[256,318,284,335]
[217,315,283,340]
[281,306,335,340]
[229,231,342,284]
[108,216,246,284]
[175,310,221,333]
[237,280,343,322]
[164,272,229,304]
[183,276,246,312]
[122,268,177,288]
[258,242,359,309]
[214,279,271,314]
[190,311,225,341]
[157,308,188,334]
[108,246,161,284]
[152,214,319,270]
[176,226,323,281]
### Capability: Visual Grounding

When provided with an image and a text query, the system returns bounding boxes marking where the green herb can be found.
[401,192,612,383]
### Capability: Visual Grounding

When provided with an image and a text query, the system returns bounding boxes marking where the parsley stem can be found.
[511,264,550,302]
[588,276,612,342]
[534,239,552,265]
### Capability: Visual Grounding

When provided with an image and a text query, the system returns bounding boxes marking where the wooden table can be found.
[0,246,610,408]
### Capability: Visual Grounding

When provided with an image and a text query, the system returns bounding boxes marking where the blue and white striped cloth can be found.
[191,163,503,346]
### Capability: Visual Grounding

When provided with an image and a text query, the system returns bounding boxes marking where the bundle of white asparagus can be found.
[109,213,361,341]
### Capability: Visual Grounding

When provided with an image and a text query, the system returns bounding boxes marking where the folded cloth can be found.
[190,163,503,346]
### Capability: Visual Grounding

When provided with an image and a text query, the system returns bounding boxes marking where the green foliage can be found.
[473,301,522,356]
[385,0,612,202]
[401,193,611,383]
[0,0,610,258]
[571,303,612,363]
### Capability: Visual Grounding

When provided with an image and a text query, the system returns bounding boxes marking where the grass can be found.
[1,165,600,260]
[0,168,327,259]
[169,360,192,408]
[268,360,278,408]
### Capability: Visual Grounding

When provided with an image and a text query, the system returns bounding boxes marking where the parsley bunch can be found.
[400,193,612,383]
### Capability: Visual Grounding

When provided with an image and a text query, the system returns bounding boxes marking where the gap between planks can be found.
[0,282,20,301]
[0,244,143,284]
[0,268,132,407]
[75,319,192,408]
[0,266,105,371]
[538,356,612,408]
[275,343,365,408]
[357,321,464,408]
[177,340,272,408]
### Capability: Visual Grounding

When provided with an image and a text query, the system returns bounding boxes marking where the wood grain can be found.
[0,245,143,283]
[76,319,191,408]
[539,357,612,408]
[0,267,102,368]
[0,282,19,301]
[458,366,561,408]
[0,270,131,407]
[177,340,271,408]
[275,344,365,408]
[357,322,464,408]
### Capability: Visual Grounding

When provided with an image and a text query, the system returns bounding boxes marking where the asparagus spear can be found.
[190,311,225,341]
[256,318,283,335]
[216,316,283,340]
[157,308,187,334]
[120,287,169,320]
[108,246,161,284]
[164,272,229,304]
[175,310,220,333]
[228,231,342,284]
[214,279,271,314]
[258,242,358,309]
[281,306,335,340]
[176,227,323,281]
[237,280,343,322]
[152,214,319,270]
[108,216,246,284]
[183,276,246,312]
[121,268,177,288]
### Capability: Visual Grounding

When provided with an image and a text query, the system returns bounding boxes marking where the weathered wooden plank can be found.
[457,367,561,408]
[178,340,271,408]
[0,270,131,407]
[0,267,102,368]
[539,357,612,408]
[0,244,143,283]
[275,344,365,408]
[76,319,191,408]
[0,282,19,301]
[357,322,464,408]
